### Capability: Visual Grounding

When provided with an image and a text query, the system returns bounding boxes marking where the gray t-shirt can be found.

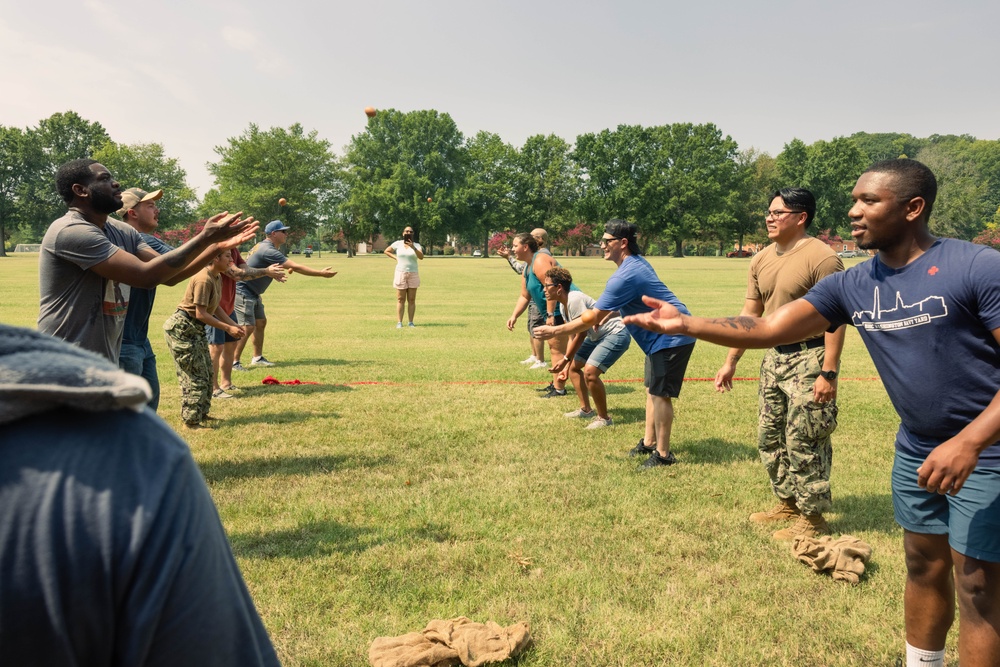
[236,239,287,297]
[38,211,150,362]
[565,290,626,342]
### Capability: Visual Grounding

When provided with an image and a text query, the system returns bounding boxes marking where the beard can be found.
[91,188,122,215]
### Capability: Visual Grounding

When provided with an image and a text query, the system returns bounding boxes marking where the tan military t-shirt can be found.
[177,268,222,321]
[747,237,843,315]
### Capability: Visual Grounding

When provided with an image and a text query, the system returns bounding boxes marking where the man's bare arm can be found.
[91,213,257,288]
[623,296,831,349]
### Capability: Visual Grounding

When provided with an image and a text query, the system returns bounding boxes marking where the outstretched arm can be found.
[714,298,764,393]
[91,212,257,289]
[281,259,336,278]
[623,295,831,349]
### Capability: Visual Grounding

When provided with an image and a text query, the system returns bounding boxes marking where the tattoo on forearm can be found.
[163,245,201,269]
[712,317,757,331]
[227,265,268,279]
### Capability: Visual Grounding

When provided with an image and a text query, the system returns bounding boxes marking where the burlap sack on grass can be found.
[369,616,531,667]
[792,535,873,584]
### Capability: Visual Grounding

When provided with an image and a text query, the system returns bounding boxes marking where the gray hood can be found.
[0,324,151,426]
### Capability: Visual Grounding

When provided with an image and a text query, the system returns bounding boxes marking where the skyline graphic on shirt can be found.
[851,288,947,332]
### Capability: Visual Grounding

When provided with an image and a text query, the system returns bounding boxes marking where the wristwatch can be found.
[819,370,838,381]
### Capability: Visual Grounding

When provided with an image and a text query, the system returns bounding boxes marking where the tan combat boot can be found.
[772,513,830,541]
[749,498,799,524]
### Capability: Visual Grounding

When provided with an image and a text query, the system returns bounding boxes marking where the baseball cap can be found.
[117,188,163,217]
[265,220,291,234]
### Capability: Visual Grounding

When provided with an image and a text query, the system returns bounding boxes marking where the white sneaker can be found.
[396,322,403,329]
[564,408,596,419]
[529,360,548,370]
[519,355,539,365]
[585,416,613,429]
[251,356,275,367]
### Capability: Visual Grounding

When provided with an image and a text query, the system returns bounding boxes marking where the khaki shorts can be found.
[393,270,420,290]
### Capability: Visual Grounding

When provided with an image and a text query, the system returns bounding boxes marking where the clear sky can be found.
[3,0,998,196]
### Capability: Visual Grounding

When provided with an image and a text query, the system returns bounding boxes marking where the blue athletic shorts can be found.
[206,311,238,345]
[575,329,631,372]
[892,449,1000,562]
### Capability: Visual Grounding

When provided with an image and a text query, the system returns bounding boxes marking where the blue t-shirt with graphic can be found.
[594,254,695,355]
[804,238,1000,465]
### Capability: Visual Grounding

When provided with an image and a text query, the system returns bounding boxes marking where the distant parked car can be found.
[472,249,482,257]
[837,250,859,258]
[726,249,753,258]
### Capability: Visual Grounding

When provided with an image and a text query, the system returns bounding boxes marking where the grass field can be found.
[0,251,944,666]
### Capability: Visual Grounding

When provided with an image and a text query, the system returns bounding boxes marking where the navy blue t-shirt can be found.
[0,407,280,665]
[122,233,174,345]
[594,254,695,355]
[804,238,1000,465]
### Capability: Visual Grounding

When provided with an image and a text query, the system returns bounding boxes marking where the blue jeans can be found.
[119,339,160,411]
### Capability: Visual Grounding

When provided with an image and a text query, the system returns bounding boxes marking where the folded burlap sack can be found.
[792,535,873,584]
[369,617,531,667]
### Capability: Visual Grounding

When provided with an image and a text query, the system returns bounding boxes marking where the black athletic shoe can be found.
[640,450,677,469]
[540,388,567,399]
[536,382,555,393]
[628,438,655,457]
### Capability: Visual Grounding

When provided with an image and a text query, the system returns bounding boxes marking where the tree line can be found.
[4,110,1000,258]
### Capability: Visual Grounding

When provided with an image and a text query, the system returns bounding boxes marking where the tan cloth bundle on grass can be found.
[792,535,873,584]
[369,616,532,667]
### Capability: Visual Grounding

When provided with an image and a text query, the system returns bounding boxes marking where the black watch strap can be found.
[820,370,838,381]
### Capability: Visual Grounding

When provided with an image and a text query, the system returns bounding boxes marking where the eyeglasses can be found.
[599,236,625,246]
[543,283,558,288]
[764,209,805,219]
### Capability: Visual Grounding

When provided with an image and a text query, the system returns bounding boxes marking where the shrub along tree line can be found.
[4,111,1000,258]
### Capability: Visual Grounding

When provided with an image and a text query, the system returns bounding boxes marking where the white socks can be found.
[906,643,944,667]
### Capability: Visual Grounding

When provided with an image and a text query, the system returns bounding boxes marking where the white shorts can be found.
[393,270,420,290]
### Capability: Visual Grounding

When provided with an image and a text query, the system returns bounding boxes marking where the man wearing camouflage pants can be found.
[714,188,846,539]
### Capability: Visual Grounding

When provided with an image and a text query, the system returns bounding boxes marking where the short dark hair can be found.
[546,266,573,290]
[55,159,98,204]
[770,188,816,227]
[604,219,641,255]
[864,159,937,219]
[513,232,538,253]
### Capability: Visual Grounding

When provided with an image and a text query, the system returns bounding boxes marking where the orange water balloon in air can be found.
[365,107,377,118]
[278,198,287,206]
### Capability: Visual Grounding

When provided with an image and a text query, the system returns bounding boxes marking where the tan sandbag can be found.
[792,535,873,584]
[370,617,532,667]
[368,631,460,667]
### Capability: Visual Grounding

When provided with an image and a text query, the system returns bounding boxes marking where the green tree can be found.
[776,137,867,236]
[723,149,777,255]
[656,123,739,257]
[344,109,465,247]
[317,158,371,258]
[849,132,925,162]
[573,124,666,232]
[454,131,519,255]
[515,134,580,238]
[19,112,112,243]
[916,139,992,240]
[0,126,43,255]
[92,142,197,229]
[204,123,336,236]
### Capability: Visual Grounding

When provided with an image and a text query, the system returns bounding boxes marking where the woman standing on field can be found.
[384,226,424,328]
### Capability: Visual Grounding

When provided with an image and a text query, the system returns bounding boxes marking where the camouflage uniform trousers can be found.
[757,346,837,515]
[163,310,213,425]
